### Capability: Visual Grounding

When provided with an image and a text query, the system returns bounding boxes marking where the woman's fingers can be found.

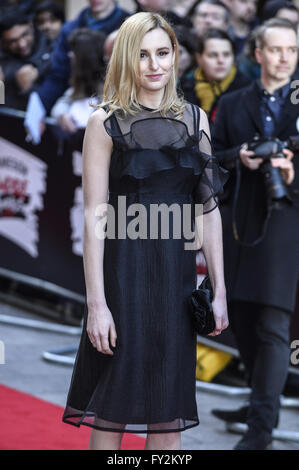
[87,328,112,355]
[88,328,116,355]
[88,331,101,351]
[86,307,117,355]
[100,333,114,355]
[109,324,117,348]
[208,316,222,336]
[208,296,229,336]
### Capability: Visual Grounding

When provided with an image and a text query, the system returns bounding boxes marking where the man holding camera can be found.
[211,17,299,450]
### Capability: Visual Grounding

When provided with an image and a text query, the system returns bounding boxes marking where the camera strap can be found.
[232,158,273,247]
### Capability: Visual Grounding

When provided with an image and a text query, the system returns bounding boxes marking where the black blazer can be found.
[211,80,299,313]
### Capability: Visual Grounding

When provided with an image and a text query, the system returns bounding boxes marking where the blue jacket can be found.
[38,4,130,113]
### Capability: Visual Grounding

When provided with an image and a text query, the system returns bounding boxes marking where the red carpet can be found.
[0,384,146,450]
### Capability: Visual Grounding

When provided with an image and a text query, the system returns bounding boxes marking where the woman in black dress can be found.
[62,11,229,450]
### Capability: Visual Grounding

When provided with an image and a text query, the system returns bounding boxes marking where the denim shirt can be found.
[257,79,291,137]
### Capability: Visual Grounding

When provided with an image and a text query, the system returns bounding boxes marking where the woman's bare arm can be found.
[196,109,228,336]
[82,108,117,355]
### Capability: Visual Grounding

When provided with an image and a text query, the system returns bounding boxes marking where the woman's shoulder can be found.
[183,100,209,128]
[88,106,109,124]
[184,100,205,118]
[85,107,113,142]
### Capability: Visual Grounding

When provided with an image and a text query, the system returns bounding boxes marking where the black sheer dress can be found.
[62,101,228,434]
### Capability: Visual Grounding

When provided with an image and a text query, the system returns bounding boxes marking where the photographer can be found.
[211,17,299,450]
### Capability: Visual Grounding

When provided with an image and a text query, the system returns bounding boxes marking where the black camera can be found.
[247,135,299,209]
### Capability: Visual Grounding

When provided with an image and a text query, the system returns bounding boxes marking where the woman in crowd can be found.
[51,28,106,133]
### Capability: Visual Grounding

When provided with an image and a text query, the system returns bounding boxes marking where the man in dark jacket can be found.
[35,0,130,114]
[211,18,298,449]
[0,10,52,110]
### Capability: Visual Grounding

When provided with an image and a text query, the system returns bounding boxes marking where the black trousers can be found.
[229,300,291,435]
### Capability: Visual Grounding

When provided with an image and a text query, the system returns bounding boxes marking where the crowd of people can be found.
[0,0,297,125]
[1,0,299,451]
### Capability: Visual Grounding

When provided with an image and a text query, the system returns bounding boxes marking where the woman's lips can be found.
[147,74,163,79]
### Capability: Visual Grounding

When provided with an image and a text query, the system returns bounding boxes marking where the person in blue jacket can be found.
[35,0,130,114]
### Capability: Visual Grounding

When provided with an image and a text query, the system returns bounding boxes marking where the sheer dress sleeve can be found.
[192,107,229,214]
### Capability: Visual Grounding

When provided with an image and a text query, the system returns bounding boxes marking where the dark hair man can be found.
[191,0,231,37]
[181,28,250,123]
[34,0,65,43]
[0,10,52,110]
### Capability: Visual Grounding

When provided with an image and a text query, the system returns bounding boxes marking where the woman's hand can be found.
[86,302,117,355]
[208,294,229,337]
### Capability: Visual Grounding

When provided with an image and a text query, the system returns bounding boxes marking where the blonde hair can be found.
[93,12,185,119]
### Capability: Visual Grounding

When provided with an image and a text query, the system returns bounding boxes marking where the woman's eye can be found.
[140,51,169,58]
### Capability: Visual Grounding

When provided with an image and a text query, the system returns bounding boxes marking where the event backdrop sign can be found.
[0,109,85,297]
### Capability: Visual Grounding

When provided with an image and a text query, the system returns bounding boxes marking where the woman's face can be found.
[196,38,234,82]
[138,27,175,93]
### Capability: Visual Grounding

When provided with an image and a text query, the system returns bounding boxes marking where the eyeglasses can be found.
[3,27,32,48]
[196,12,224,21]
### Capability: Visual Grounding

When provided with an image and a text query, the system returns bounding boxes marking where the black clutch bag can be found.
[188,275,216,335]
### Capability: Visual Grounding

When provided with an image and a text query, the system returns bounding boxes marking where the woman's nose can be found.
[149,55,159,70]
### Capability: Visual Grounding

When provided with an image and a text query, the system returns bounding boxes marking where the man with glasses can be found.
[0,10,52,110]
[191,0,231,37]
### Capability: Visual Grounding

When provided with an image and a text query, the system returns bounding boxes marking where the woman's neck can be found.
[136,89,165,110]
